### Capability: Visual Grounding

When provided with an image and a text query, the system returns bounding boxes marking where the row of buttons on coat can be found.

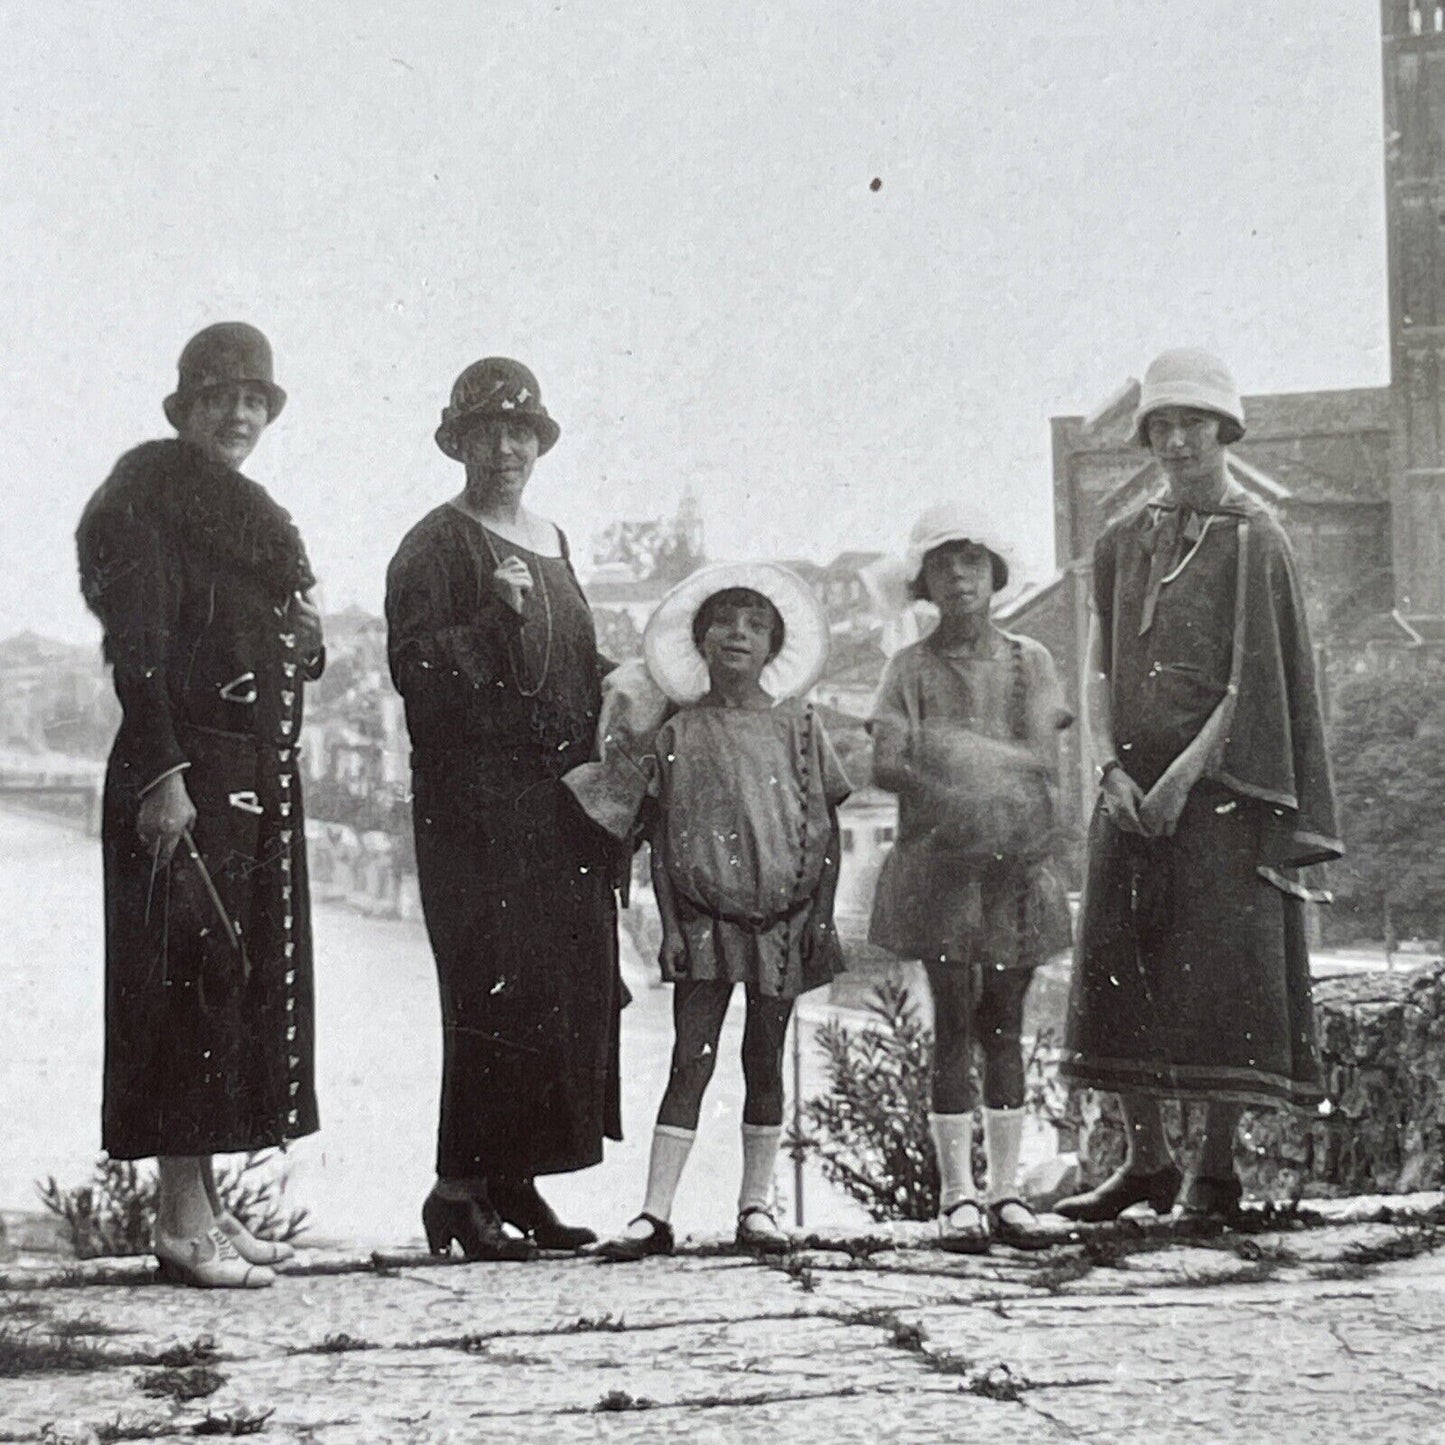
[279,625,301,1131]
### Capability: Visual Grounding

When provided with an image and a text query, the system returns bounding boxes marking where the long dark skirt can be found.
[101,732,319,1160]
[413,750,623,1180]
[1059,782,1324,1111]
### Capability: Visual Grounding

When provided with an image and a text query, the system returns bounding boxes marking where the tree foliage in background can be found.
[1329,667,1445,944]
[37,1152,309,1259]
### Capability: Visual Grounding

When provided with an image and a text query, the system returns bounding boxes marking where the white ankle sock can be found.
[929,1112,977,1212]
[640,1125,695,1223]
[984,1107,1025,1202]
[738,1124,783,1216]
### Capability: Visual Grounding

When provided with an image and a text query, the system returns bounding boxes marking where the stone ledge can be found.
[3,1190,1440,1293]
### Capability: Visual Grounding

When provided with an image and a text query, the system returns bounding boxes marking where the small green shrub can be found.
[803,980,941,1221]
[37,1152,308,1259]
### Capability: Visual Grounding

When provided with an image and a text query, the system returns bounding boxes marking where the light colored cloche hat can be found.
[904,502,1010,592]
[643,561,831,705]
[1132,348,1245,445]
[435,357,560,460]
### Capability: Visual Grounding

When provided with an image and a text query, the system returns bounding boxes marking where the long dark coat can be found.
[386,504,623,1181]
[77,439,322,1160]
[1060,491,1342,1111]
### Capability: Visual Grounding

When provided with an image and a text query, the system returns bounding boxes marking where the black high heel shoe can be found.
[422,1187,538,1262]
[1054,1163,1183,1223]
[489,1177,597,1251]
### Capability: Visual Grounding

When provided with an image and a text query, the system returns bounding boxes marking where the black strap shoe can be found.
[595,1213,675,1262]
[987,1197,1071,1251]
[1054,1163,1183,1223]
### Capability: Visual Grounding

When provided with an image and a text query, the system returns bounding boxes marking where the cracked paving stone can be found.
[8,1208,1445,1442]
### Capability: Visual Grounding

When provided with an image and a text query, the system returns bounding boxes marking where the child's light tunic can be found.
[652,698,851,998]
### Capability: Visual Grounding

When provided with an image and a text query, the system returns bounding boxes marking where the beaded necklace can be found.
[472,516,555,699]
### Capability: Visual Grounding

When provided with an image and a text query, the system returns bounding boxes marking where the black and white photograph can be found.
[1,2,1443,1439]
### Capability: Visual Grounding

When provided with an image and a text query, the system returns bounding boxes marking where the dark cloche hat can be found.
[163,322,287,429]
[435,357,560,461]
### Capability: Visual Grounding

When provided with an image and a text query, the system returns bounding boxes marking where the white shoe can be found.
[217,1212,296,1267]
[154,1226,276,1289]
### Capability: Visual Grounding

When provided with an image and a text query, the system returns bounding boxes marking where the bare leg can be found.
[1120,1093,1170,1172]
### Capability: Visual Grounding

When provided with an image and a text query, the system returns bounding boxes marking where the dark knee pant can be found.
[925,962,1033,1113]
[656,980,794,1130]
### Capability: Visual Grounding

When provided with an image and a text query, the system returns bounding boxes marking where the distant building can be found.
[0,631,116,756]
[1007,0,1445,823]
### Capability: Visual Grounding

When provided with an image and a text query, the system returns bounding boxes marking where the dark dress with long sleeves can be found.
[385,503,622,1180]
[76,439,322,1160]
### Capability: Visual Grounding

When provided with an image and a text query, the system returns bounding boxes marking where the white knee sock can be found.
[739,1123,783,1216]
[640,1125,695,1222]
[984,1107,1025,1202]
[929,1112,977,1212]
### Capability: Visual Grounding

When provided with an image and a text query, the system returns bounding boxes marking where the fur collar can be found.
[102,439,315,594]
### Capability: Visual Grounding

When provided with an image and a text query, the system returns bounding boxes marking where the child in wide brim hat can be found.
[596,562,849,1260]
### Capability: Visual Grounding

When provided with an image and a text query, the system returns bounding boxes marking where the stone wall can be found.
[1076,962,1445,1197]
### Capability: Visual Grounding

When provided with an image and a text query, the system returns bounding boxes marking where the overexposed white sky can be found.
[1,0,1389,642]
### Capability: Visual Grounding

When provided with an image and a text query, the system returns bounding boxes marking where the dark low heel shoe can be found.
[595,1213,675,1263]
[1054,1163,1183,1223]
[422,1189,538,1262]
[489,1177,597,1251]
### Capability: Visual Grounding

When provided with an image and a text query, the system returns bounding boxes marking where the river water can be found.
[0,806,875,1247]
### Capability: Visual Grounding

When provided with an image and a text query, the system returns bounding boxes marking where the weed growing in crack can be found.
[1230,1237,1295,1266]
[842,1306,905,1331]
[48,1315,127,1341]
[1342,1225,1441,1267]
[1027,1253,1095,1293]
[557,1314,628,1334]
[148,1336,220,1368]
[1309,1260,1372,1282]
[773,1253,816,1292]
[39,1426,89,1445]
[1082,1235,1128,1268]
[295,1332,375,1355]
[593,1390,655,1412]
[136,1365,226,1401]
[92,1416,172,1442]
[191,1408,275,1436]
[966,1362,1028,1402]
[0,1323,112,1376]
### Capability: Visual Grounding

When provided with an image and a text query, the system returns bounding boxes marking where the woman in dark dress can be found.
[76,323,323,1288]
[386,358,622,1259]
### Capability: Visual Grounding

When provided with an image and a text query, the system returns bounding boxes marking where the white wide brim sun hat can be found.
[642,561,831,705]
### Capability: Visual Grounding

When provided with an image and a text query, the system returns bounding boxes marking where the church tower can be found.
[1383,1,1445,616]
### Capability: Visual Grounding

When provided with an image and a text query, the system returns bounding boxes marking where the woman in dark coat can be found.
[76,323,324,1288]
[386,357,622,1259]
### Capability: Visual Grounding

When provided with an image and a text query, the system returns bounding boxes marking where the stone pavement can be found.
[2,1196,1444,1444]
